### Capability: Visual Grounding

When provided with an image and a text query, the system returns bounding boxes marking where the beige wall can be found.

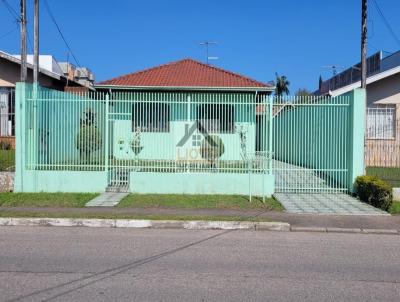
[367,73,400,106]
[365,103,400,167]
[0,57,65,90]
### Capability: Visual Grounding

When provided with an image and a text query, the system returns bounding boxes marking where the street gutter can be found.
[0,217,399,234]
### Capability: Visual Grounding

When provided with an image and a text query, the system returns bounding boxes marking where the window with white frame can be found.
[366,106,396,139]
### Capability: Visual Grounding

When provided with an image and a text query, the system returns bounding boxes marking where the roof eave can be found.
[0,50,93,89]
[329,66,400,97]
[94,84,275,92]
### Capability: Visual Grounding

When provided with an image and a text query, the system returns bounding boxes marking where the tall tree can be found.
[275,73,290,96]
[295,88,312,97]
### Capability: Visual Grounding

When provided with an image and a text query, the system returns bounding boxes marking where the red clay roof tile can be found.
[97,58,271,88]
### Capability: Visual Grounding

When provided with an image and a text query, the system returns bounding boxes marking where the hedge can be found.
[354,175,393,211]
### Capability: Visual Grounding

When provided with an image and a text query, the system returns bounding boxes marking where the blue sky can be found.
[1,0,400,92]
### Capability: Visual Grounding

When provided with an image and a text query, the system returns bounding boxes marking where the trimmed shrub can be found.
[200,135,225,163]
[76,125,102,161]
[354,175,393,211]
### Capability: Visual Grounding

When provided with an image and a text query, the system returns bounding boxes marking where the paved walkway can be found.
[1,206,399,230]
[85,192,128,207]
[273,160,333,192]
[274,193,388,215]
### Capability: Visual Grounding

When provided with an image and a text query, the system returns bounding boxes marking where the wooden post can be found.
[20,0,27,82]
[33,0,39,84]
[361,0,367,89]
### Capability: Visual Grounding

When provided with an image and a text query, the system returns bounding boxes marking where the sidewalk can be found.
[1,206,399,230]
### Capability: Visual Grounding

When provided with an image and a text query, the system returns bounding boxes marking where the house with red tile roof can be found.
[93,59,275,193]
[96,58,273,91]
[13,58,366,199]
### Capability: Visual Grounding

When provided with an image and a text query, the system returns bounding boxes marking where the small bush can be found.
[354,175,393,211]
[200,135,225,163]
[0,140,12,150]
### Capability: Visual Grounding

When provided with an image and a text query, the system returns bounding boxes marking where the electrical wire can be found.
[0,0,19,21]
[43,0,89,77]
[0,24,18,40]
[371,0,400,47]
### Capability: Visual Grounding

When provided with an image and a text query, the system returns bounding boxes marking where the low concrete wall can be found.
[0,172,14,192]
[130,172,275,197]
[393,188,400,201]
[14,171,107,192]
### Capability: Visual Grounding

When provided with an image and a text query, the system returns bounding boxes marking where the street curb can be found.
[291,226,326,232]
[0,218,290,232]
[0,218,398,235]
[291,225,398,235]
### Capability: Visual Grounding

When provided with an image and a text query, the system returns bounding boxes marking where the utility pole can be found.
[33,0,39,84]
[361,0,367,88]
[20,0,27,82]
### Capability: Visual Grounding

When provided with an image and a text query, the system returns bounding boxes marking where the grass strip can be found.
[0,193,98,208]
[118,194,283,211]
[0,210,273,222]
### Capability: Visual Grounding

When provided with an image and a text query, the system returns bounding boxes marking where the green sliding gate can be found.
[272,95,351,193]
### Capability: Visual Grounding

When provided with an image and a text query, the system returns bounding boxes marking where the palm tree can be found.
[275,73,290,96]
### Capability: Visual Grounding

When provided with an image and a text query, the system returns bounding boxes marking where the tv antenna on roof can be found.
[322,65,345,76]
[200,41,218,65]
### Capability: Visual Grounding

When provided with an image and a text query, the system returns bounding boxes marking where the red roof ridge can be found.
[97,58,190,85]
[183,58,269,87]
[97,58,272,88]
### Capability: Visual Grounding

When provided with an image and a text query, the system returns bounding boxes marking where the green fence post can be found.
[268,95,273,175]
[32,82,38,192]
[104,93,109,189]
[14,82,26,192]
[347,88,366,193]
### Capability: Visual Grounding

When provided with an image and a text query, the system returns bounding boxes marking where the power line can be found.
[371,0,400,47]
[0,0,19,21]
[43,0,88,77]
[0,24,18,40]
[0,0,32,52]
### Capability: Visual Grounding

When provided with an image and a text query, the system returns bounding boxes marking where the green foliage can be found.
[0,150,15,171]
[274,73,290,96]
[354,175,393,211]
[118,194,283,211]
[200,135,225,162]
[76,125,102,161]
[389,201,400,215]
[366,166,400,187]
[0,140,12,150]
[295,88,312,97]
[0,193,98,207]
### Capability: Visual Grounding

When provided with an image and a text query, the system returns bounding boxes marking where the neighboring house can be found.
[0,50,94,148]
[318,51,400,168]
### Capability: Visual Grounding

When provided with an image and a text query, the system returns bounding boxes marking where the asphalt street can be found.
[0,227,399,302]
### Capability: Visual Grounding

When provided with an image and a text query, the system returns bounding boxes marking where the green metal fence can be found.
[272,95,350,193]
[20,85,273,190]
[24,85,107,171]
[15,84,364,194]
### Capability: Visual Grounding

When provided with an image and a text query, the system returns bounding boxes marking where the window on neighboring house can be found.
[132,102,170,132]
[196,104,234,134]
[366,106,396,139]
[0,88,15,136]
